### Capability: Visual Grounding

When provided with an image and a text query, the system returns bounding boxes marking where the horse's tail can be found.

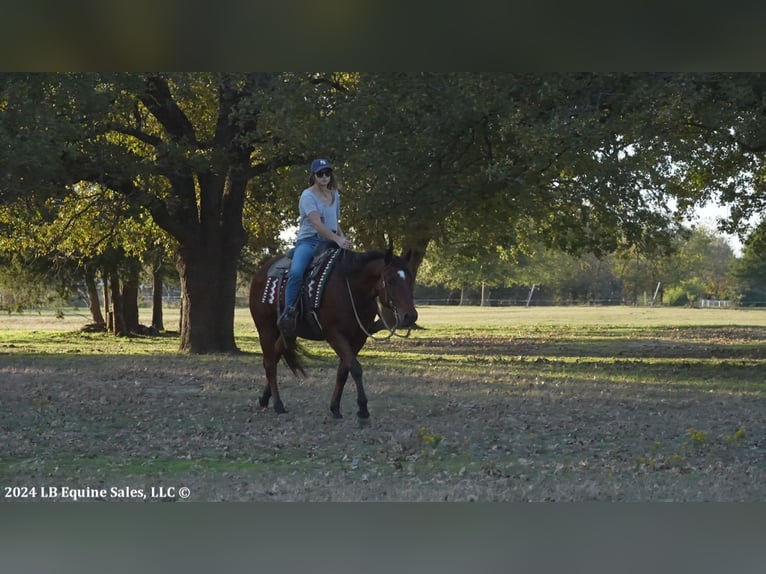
[281,337,307,378]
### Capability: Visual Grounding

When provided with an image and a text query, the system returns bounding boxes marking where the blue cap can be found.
[310,158,333,174]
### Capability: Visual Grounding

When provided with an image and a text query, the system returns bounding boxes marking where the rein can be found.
[345,275,412,341]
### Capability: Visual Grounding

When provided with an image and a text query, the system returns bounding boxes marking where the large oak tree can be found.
[0,72,343,352]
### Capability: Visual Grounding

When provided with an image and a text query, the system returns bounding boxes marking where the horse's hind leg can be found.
[259,360,272,408]
[259,333,288,414]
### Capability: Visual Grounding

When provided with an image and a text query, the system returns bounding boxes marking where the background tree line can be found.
[2,73,766,352]
[417,227,745,306]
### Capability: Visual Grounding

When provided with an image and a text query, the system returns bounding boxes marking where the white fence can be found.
[698,299,732,308]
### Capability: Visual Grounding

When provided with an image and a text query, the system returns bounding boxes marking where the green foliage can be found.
[665,280,707,306]
[420,226,736,306]
[724,427,746,445]
[5,72,766,350]
[417,426,444,451]
[730,223,766,306]
[686,427,709,446]
[0,260,68,312]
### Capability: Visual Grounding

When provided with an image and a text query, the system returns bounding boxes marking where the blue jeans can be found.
[284,236,323,309]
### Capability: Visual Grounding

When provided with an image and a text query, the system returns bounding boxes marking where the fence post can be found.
[652,282,662,306]
[526,284,536,307]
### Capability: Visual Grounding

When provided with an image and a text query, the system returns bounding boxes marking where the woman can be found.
[278,158,353,337]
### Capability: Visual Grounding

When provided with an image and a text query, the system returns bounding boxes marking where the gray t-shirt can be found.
[296,188,341,241]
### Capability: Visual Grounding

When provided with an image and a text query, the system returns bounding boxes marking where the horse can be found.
[248,245,418,421]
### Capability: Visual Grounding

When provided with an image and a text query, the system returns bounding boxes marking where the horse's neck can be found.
[346,254,384,294]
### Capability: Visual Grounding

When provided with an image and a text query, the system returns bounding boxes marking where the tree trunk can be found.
[152,267,164,331]
[84,264,105,325]
[108,269,127,336]
[122,262,140,334]
[401,235,431,280]
[103,270,110,329]
[177,241,242,353]
[175,165,248,354]
[481,283,490,306]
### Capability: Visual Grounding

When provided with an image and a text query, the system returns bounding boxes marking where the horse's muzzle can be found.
[399,310,418,328]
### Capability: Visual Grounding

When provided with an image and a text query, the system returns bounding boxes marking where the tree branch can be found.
[139,75,200,146]
[100,173,195,245]
[108,125,162,147]
[309,74,349,92]
[247,154,307,179]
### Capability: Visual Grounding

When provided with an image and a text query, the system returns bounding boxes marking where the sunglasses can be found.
[315,169,333,178]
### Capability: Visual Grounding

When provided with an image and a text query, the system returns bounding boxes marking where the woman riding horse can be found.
[278,158,353,338]
[249,245,418,421]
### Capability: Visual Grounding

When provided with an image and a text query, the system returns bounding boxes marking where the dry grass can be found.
[1,305,765,501]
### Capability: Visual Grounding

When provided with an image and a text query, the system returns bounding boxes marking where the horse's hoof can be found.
[357,417,371,428]
[259,397,270,408]
[274,403,288,415]
[330,410,343,419]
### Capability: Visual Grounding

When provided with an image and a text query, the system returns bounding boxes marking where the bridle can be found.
[345,264,413,341]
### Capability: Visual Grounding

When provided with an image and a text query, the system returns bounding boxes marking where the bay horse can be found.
[248,245,418,420]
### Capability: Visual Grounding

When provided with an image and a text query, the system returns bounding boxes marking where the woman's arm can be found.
[307,212,352,248]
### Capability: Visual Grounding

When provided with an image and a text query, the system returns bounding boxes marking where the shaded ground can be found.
[2,325,765,501]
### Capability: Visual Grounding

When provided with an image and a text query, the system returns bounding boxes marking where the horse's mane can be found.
[335,249,386,277]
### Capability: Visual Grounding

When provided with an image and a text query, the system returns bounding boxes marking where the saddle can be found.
[260,247,343,330]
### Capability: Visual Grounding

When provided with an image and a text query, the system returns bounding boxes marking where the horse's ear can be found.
[403,249,413,263]
[384,245,394,265]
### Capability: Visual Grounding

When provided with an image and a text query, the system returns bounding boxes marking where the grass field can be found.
[1,305,765,501]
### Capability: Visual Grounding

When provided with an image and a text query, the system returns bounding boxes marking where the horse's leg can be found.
[327,335,368,420]
[270,336,288,414]
[259,355,273,408]
[351,355,369,420]
[258,329,287,414]
[330,360,350,419]
[350,336,369,420]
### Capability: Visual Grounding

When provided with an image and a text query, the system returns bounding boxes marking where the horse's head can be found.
[377,248,418,328]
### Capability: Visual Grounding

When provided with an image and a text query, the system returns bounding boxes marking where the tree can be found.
[731,223,766,305]
[648,73,766,236]
[614,227,735,305]
[0,73,347,352]
[417,243,513,305]
[0,175,170,334]
[3,73,757,348]
[342,73,686,278]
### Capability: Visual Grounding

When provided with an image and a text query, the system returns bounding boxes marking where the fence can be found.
[697,299,732,308]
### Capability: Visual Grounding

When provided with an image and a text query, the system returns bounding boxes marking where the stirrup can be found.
[278,306,298,337]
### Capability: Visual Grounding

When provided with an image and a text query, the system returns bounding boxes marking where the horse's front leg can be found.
[259,376,271,408]
[330,358,367,420]
[350,357,369,420]
[327,335,368,421]
[330,362,349,419]
[349,335,369,420]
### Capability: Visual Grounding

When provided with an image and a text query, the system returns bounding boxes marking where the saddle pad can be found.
[261,275,286,306]
[306,247,342,309]
[260,248,342,310]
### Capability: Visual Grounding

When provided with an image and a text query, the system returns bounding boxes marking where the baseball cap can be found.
[310,159,333,174]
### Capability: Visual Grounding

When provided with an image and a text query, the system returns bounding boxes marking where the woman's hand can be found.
[336,236,353,249]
